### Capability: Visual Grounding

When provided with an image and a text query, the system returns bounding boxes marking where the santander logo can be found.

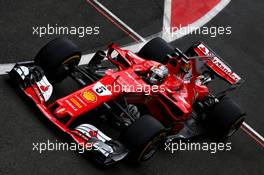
[197,44,241,83]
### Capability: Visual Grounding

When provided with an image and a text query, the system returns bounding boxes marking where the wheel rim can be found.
[138,132,165,162]
[62,55,81,65]
[141,142,159,161]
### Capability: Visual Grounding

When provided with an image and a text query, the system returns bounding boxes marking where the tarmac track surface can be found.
[0,0,263,174]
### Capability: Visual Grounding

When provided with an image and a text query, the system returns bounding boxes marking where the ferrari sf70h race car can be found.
[9,37,246,165]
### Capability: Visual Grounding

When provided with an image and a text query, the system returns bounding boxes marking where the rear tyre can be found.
[137,37,174,64]
[34,37,81,83]
[204,96,245,140]
[120,115,165,163]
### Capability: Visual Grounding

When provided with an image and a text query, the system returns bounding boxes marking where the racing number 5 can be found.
[95,85,106,94]
[92,82,112,96]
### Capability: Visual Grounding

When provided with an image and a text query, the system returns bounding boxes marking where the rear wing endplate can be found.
[194,42,243,85]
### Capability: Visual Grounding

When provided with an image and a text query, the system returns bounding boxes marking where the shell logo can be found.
[83,91,97,103]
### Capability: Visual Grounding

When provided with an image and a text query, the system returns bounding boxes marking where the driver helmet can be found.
[147,64,168,84]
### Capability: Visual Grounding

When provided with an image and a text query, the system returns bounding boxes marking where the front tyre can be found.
[34,37,81,83]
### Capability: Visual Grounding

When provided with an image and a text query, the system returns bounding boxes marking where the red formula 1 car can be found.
[9,37,245,165]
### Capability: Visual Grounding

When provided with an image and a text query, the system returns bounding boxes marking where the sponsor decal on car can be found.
[197,43,241,84]
[92,82,112,96]
[70,98,83,109]
[65,99,78,111]
[82,91,97,103]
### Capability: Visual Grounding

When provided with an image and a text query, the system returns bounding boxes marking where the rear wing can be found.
[193,42,243,85]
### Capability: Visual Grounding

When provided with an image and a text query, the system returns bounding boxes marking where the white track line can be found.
[241,122,264,147]
[162,0,172,42]
[1,0,263,148]
[0,63,15,74]
[242,122,264,141]
[91,0,146,43]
